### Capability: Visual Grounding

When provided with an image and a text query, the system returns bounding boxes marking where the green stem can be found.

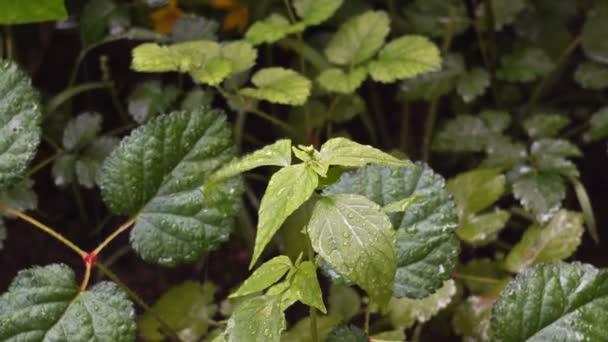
[364,300,372,335]
[399,103,410,153]
[3,25,14,60]
[325,96,340,139]
[278,39,331,71]
[482,0,500,106]
[282,0,298,23]
[305,236,319,342]
[368,82,391,147]
[93,216,137,255]
[27,150,62,177]
[45,82,110,114]
[72,183,89,225]
[453,272,502,284]
[100,55,129,124]
[571,178,599,243]
[235,110,247,152]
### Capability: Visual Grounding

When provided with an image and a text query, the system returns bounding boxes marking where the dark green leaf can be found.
[457,68,490,103]
[523,114,570,139]
[512,172,566,223]
[398,53,464,101]
[482,136,527,169]
[433,115,492,152]
[403,0,469,38]
[479,0,525,31]
[80,0,121,47]
[0,0,67,24]
[328,284,360,322]
[0,178,38,213]
[231,256,292,298]
[62,112,102,151]
[582,1,608,64]
[127,81,179,124]
[497,47,555,82]
[588,107,608,141]
[452,296,493,342]
[447,168,506,216]
[574,61,608,90]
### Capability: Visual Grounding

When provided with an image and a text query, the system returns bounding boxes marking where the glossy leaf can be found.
[240,67,312,105]
[0,264,135,341]
[447,168,506,216]
[325,163,459,299]
[505,210,584,272]
[231,255,292,298]
[290,261,327,313]
[225,296,286,342]
[317,67,367,94]
[0,0,67,24]
[99,108,241,266]
[318,137,412,168]
[492,262,608,341]
[368,35,441,83]
[512,173,566,223]
[0,60,42,189]
[457,68,490,102]
[308,193,397,306]
[251,164,318,267]
[497,47,555,82]
[388,280,456,329]
[324,11,390,66]
[139,281,217,342]
[293,0,343,25]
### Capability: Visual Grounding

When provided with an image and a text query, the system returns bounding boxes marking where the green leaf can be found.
[398,53,464,101]
[383,195,424,214]
[368,35,441,83]
[0,0,67,24]
[372,330,407,341]
[328,284,361,321]
[479,0,525,31]
[452,296,493,342]
[221,40,257,74]
[251,164,318,267]
[282,315,342,342]
[231,256,292,298]
[0,264,135,341]
[588,107,608,141]
[293,0,343,25]
[574,61,608,90]
[318,137,412,168]
[447,168,506,216]
[523,114,570,139]
[480,110,512,133]
[325,326,367,342]
[245,14,302,45]
[505,210,584,273]
[582,1,608,64]
[388,280,456,329]
[497,47,555,82]
[240,67,312,106]
[492,262,608,341]
[208,139,292,186]
[75,137,119,189]
[0,178,38,213]
[512,173,566,223]
[308,194,396,307]
[482,136,527,169]
[99,107,242,266]
[317,67,367,94]
[404,0,470,38]
[80,0,126,48]
[0,60,42,189]
[433,115,492,152]
[172,14,218,42]
[325,163,459,299]
[62,112,102,151]
[225,296,286,342]
[290,261,327,313]
[458,210,510,246]
[190,58,232,86]
[458,258,511,296]
[530,139,581,158]
[131,43,177,72]
[139,281,217,342]
[127,81,179,124]
[457,68,490,102]
[324,11,390,66]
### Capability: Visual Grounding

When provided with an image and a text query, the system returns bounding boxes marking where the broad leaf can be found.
[0,60,42,189]
[80,0,126,47]
[0,264,135,341]
[100,107,242,266]
[582,1,608,64]
[447,168,506,216]
[139,281,217,342]
[245,14,302,45]
[404,0,469,38]
[574,61,608,90]
[457,68,490,103]
[497,47,555,82]
[523,114,570,139]
[318,137,412,168]
[317,67,367,94]
[225,296,286,342]
[325,326,367,342]
[368,35,441,83]
[62,112,102,151]
[479,0,525,31]
[220,40,257,74]
[281,315,342,342]
[512,173,565,223]
[308,193,396,307]
[492,262,608,341]
[482,136,528,169]
[328,284,361,321]
[457,210,510,246]
[290,261,327,313]
[399,53,464,101]
[240,68,312,106]
[452,296,493,342]
[324,11,390,66]
[208,139,292,185]
[433,115,492,152]
[325,163,459,299]
[293,0,343,25]
[388,280,456,329]
[588,107,608,141]
[505,210,584,273]
[251,164,318,267]
[231,255,292,298]
[0,178,38,213]
[0,0,67,24]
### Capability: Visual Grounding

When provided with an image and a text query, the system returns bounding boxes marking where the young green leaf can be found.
[317,67,367,94]
[220,40,257,74]
[457,67,490,102]
[139,281,217,342]
[523,114,570,139]
[505,210,584,273]
[293,0,343,25]
[99,107,242,266]
[447,168,506,216]
[492,262,608,341]
[231,255,293,298]
[208,139,292,186]
[368,35,441,83]
[325,163,459,299]
[512,172,565,223]
[290,261,327,313]
[225,296,286,342]
[251,164,318,267]
[131,43,177,72]
[318,137,412,168]
[0,60,42,189]
[388,280,456,329]
[497,47,555,82]
[245,14,302,45]
[0,264,135,341]
[239,67,312,105]
[324,11,390,66]
[382,195,423,214]
[457,210,510,246]
[582,1,608,64]
[0,0,67,24]
[574,61,608,90]
[308,193,397,307]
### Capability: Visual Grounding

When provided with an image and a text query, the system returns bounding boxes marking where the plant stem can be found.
[0,205,86,256]
[482,0,500,105]
[27,150,62,177]
[305,236,319,342]
[368,82,391,147]
[325,96,340,139]
[282,0,297,23]
[72,183,90,225]
[399,103,410,153]
[80,262,93,292]
[93,216,137,255]
[3,26,14,60]
[95,262,184,342]
[100,55,129,124]
[452,272,502,284]
[571,178,599,243]
[364,300,372,335]
[278,39,331,71]
[45,81,110,114]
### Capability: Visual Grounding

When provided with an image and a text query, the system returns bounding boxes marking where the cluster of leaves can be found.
[1,0,608,341]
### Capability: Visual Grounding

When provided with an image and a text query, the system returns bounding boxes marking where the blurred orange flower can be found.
[150,0,184,33]
[210,0,249,32]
